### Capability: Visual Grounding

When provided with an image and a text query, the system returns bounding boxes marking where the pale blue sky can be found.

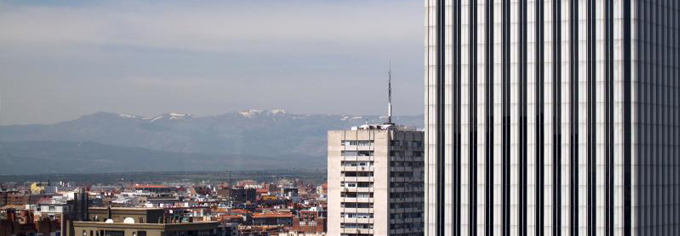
[0,0,423,125]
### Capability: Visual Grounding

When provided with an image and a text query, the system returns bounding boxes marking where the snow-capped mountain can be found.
[0,110,423,174]
[238,109,287,117]
[140,113,194,122]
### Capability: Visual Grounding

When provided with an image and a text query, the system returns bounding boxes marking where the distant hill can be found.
[0,110,423,175]
[0,141,308,175]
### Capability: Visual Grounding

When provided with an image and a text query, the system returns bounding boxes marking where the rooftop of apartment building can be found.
[350,123,417,131]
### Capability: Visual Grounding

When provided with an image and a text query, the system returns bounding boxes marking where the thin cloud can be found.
[0,0,424,125]
[0,0,420,54]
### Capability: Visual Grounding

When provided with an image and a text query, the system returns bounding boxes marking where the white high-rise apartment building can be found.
[425,0,679,235]
[328,124,425,236]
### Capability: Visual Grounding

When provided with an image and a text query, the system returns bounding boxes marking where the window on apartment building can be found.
[341,151,374,156]
[389,202,420,208]
[342,140,374,146]
[341,213,374,219]
[340,182,373,188]
[340,202,373,208]
[342,171,373,177]
[390,172,413,178]
[341,192,373,198]
[340,223,373,229]
[341,161,373,167]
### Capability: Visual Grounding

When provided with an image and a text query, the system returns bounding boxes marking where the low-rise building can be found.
[0,191,13,207]
[75,207,225,236]
[229,188,256,203]
[215,185,230,200]
[292,210,326,234]
[73,221,222,236]
[251,212,293,227]
[87,207,164,224]
[0,209,61,236]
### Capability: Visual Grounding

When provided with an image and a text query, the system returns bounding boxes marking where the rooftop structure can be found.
[74,207,227,236]
[350,124,416,131]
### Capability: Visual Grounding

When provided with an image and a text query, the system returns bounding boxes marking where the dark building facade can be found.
[229,188,256,203]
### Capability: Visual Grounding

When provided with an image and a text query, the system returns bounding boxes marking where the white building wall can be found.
[329,129,424,236]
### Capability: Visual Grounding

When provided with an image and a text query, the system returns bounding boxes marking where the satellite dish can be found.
[123,217,135,224]
[105,219,114,223]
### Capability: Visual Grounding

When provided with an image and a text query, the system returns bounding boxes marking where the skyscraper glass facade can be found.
[425,0,680,235]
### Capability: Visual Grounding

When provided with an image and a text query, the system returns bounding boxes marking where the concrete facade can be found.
[328,125,424,236]
[73,221,220,236]
[88,207,165,224]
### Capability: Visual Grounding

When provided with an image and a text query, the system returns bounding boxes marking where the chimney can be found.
[73,193,79,219]
[81,189,89,219]
[28,211,35,224]
[7,209,16,223]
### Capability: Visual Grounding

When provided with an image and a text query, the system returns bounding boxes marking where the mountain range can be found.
[0,110,423,175]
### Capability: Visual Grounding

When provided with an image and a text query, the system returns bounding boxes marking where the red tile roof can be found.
[230,209,252,214]
[252,212,294,219]
[256,189,269,194]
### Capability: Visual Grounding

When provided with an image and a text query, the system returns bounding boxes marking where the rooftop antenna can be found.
[228,171,232,187]
[387,61,393,124]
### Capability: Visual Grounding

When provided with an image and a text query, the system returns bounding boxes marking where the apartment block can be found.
[328,124,424,236]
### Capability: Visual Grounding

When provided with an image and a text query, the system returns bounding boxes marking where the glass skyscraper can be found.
[424,0,679,235]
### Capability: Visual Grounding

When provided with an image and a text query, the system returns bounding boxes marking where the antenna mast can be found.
[387,61,393,124]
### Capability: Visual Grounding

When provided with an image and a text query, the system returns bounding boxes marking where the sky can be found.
[0,0,424,125]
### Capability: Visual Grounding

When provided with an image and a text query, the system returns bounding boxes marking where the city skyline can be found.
[2,0,680,236]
